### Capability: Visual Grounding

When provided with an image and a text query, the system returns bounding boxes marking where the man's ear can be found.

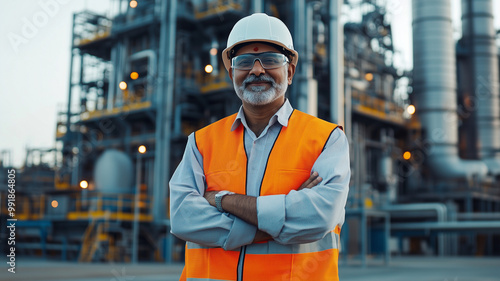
[228,68,234,81]
[287,64,296,85]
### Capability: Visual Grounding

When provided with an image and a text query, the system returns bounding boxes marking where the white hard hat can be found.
[221,13,299,71]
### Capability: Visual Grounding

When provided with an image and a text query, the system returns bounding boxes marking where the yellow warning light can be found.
[403,151,412,160]
[210,48,218,56]
[407,104,416,115]
[138,145,146,154]
[130,0,138,8]
[119,81,127,90]
[364,197,373,208]
[51,200,58,208]
[365,73,373,81]
[205,64,214,73]
[80,180,89,189]
[130,72,139,80]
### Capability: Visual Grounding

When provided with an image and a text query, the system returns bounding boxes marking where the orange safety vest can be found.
[181,110,341,281]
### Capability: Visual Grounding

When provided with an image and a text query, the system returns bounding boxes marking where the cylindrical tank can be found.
[461,0,500,175]
[412,0,487,179]
[94,149,134,193]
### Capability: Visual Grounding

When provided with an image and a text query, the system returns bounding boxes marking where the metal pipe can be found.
[115,41,124,106]
[173,104,186,137]
[412,0,487,179]
[293,0,307,112]
[129,49,157,100]
[154,0,161,18]
[252,0,263,13]
[382,203,448,256]
[107,45,117,111]
[210,37,219,77]
[345,77,352,142]
[129,50,157,78]
[120,38,128,104]
[391,221,500,231]
[132,151,142,263]
[461,0,500,175]
[329,0,344,125]
[154,0,177,224]
[305,1,319,116]
[382,203,448,222]
[457,212,500,220]
[65,14,77,146]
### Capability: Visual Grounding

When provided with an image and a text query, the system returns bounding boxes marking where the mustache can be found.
[242,74,277,88]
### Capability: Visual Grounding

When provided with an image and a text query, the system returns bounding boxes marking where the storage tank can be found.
[94,149,134,193]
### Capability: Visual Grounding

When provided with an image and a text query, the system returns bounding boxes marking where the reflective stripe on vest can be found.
[182,110,340,281]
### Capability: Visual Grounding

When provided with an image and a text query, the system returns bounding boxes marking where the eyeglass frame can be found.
[231,52,290,70]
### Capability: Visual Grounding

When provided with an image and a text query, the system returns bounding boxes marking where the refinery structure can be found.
[1,0,500,264]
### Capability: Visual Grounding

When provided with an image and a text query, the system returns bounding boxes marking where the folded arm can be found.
[258,129,350,244]
[205,129,350,245]
[204,171,324,242]
[169,133,257,250]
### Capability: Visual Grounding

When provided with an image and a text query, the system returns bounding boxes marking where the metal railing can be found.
[67,192,153,221]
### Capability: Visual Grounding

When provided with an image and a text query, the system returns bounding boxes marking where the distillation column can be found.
[462,0,500,175]
[412,0,487,179]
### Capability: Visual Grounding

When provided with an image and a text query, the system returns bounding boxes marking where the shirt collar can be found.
[230,99,294,132]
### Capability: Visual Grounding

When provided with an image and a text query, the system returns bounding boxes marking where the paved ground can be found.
[339,257,500,281]
[2,256,499,281]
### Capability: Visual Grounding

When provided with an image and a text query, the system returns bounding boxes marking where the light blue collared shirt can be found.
[169,100,350,250]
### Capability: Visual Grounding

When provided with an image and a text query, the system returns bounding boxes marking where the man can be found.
[170,13,350,281]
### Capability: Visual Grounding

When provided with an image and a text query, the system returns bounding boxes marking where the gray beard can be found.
[234,72,288,105]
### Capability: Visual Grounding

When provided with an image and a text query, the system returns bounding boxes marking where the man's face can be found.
[229,43,296,106]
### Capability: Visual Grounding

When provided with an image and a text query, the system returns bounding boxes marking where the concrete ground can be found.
[339,257,500,281]
[2,257,499,281]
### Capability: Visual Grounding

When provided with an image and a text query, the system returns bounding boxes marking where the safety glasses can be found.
[231,52,289,70]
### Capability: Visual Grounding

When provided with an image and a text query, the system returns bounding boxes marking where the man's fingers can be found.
[304,171,318,186]
[302,172,316,186]
[306,176,322,188]
[298,171,321,190]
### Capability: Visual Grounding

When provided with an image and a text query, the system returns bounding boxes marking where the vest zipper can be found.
[236,245,247,281]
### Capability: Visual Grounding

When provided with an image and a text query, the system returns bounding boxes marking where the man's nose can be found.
[249,59,266,76]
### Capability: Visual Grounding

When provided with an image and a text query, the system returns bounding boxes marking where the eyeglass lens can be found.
[232,53,288,70]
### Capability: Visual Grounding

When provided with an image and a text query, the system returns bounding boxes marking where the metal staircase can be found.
[79,216,147,262]
[78,219,110,262]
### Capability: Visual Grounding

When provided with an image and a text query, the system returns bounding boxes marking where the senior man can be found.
[170,13,350,281]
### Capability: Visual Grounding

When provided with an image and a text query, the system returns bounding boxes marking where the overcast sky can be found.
[0,0,499,167]
[0,0,112,167]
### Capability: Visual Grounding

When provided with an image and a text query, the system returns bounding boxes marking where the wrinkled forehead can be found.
[234,42,282,57]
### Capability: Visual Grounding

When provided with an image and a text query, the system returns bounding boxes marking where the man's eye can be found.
[262,58,279,64]
[238,58,253,66]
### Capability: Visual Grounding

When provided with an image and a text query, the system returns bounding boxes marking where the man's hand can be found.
[298,171,322,190]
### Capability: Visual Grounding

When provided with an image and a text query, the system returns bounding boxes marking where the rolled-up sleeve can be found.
[256,128,350,244]
[169,133,257,250]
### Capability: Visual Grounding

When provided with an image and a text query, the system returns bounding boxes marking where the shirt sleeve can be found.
[256,128,350,244]
[169,133,257,250]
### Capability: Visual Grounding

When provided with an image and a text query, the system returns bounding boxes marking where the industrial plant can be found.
[1,0,499,266]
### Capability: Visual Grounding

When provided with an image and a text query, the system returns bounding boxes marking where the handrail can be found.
[382,203,448,256]
[68,192,152,221]
[79,219,97,262]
